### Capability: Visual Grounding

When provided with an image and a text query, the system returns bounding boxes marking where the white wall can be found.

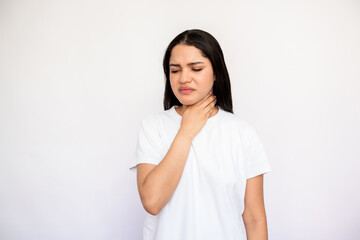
[0,0,359,239]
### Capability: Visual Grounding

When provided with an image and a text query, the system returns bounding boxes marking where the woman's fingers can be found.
[195,92,213,107]
[205,96,217,117]
[205,95,216,108]
[179,91,217,140]
[197,92,216,118]
[198,92,216,109]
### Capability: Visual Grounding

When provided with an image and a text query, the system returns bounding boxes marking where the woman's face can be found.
[169,44,215,106]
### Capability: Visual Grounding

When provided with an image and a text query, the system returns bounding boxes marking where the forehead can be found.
[169,44,208,63]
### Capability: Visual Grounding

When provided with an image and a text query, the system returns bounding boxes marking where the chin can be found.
[178,93,207,106]
[178,99,199,106]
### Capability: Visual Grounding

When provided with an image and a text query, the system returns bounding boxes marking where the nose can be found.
[179,69,191,84]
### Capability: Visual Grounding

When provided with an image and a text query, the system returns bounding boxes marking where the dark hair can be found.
[163,29,233,113]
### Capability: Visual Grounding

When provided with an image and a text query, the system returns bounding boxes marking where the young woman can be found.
[130,29,272,240]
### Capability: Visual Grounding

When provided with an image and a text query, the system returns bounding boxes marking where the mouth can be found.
[179,88,195,94]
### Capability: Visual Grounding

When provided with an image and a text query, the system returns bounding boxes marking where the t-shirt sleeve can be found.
[243,126,272,179]
[129,117,164,173]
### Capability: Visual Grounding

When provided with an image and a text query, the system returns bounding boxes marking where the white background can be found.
[0,0,359,239]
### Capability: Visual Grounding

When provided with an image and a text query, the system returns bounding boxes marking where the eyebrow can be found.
[169,61,204,67]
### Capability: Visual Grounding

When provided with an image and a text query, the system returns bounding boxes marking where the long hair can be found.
[163,29,233,113]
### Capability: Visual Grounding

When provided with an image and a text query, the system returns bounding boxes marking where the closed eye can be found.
[170,69,202,73]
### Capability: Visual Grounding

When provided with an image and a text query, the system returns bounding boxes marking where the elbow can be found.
[141,197,162,216]
[145,205,161,216]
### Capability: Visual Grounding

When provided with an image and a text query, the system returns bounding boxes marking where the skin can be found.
[168,44,218,118]
[136,44,268,239]
[243,174,269,239]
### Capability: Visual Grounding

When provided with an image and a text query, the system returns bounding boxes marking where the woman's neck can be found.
[175,105,219,118]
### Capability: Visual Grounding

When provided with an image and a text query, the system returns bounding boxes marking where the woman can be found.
[130,29,272,240]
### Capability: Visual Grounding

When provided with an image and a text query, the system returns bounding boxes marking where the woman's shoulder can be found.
[219,109,257,134]
[220,109,253,126]
[140,107,177,127]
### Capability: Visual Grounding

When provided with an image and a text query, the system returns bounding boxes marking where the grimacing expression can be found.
[169,44,215,106]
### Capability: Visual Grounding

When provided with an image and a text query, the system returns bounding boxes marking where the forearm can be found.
[244,219,268,240]
[141,129,192,214]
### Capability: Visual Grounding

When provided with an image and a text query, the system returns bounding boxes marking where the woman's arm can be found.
[242,174,269,240]
[137,131,192,215]
[137,93,216,215]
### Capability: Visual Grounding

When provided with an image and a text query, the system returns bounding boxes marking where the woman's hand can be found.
[137,92,216,215]
[178,92,217,141]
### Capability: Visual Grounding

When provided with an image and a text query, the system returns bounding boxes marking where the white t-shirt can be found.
[130,105,271,240]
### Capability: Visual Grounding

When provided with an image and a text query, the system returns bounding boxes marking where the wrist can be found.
[177,128,194,143]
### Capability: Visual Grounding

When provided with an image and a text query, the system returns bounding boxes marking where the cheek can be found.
[169,79,180,97]
[200,72,215,89]
[169,79,176,90]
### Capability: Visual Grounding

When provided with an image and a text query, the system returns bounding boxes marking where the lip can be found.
[179,87,195,94]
